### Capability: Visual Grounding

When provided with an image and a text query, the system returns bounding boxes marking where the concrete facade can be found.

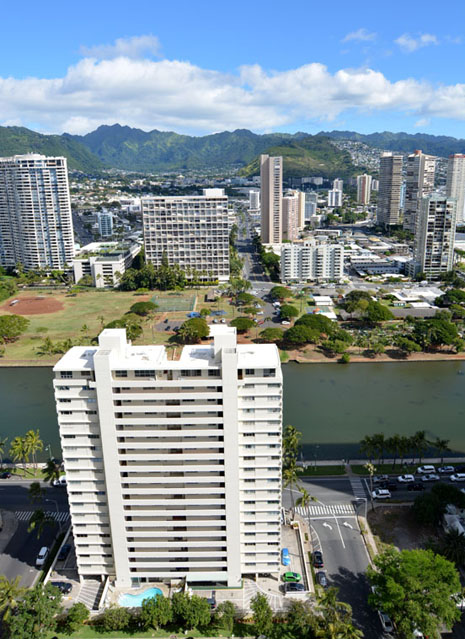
[72,242,141,288]
[260,155,283,243]
[403,151,436,233]
[281,242,344,282]
[446,154,465,224]
[412,196,457,278]
[377,153,403,226]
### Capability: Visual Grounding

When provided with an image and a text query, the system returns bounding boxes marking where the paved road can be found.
[0,482,69,587]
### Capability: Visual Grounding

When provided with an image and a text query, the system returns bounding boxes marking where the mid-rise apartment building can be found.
[412,196,457,278]
[327,189,342,208]
[53,326,282,588]
[0,154,74,269]
[446,154,465,224]
[356,174,372,205]
[98,210,114,238]
[249,190,260,211]
[281,241,344,282]
[403,151,436,232]
[376,153,403,226]
[282,192,299,241]
[142,189,230,282]
[72,242,141,288]
[333,178,343,192]
[260,155,283,243]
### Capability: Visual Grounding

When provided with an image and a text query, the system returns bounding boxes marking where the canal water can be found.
[1,361,464,461]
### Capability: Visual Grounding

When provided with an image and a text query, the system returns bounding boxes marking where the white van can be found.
[36,546,49,566]
[53,475,67,487]
[416,465,435,474]
[450,474,465,482]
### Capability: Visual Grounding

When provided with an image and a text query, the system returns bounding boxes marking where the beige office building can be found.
[376,153,403,226]
[260,155,283,243]
[446,154,465,224]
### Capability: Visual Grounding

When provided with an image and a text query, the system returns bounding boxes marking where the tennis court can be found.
[151,293,197,312]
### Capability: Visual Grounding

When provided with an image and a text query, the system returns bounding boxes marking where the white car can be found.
[416,465,435,474]
[281,321,290,325]
[450,474,465,482]
[438,466,455,474]
[36,546,49,567]
[378,610,394,633]
[421,473,439,482]
[53,475,67,486]
[372,489,391,500]
[397,474,415,483]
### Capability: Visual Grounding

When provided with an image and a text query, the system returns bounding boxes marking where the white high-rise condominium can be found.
[98,210,113,238]
[333,178,343,192]
[304,192,318,222]
[403,151,436,232]
[282,192,299,241]
[142,189,230,282]
[327,189,342,208]
[356,174,372,205]
[376,153,403,226]
[0,154,74,269]
[446,154,465,224]
[413,195,456,278]
[53,326,282,588]
[281,241,344,282]
[249,190,260,211]
[260,154,283,243]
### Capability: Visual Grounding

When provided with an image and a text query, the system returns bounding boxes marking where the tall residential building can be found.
[53,326,282,587]
[281,241,344,282]
[304,192,318,222]
[327,189,342,208]
[376,153,403,226]
[333,178,343,192]
[446,154,465,224]
[249,190,260,211]
[403,151,436,232]
[0,154,74,269]
[412,196,457,278]
[260,155,283,243]
[282,191,299,241]
[356,174,372,205]
[142,189,230,282]
[98,210,114,238]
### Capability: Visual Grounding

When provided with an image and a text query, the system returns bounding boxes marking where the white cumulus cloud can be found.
[342,28,377,43]
[395,33,439,53]
[80,34,161,59]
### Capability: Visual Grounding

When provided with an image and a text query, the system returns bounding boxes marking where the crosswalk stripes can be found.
[15,510,70,523]
[295,503,355,517]
[350,475,367,499]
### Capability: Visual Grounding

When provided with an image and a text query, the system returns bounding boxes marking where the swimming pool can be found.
[118,587,163,607]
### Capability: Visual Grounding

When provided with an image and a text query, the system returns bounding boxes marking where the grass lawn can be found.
[300,465,346,476]
[48,624,254,638]
[350,463,418,476]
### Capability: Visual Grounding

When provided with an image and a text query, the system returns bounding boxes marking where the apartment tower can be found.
[282,192,299,241]
[446,154,465,224]
[403,150,436,232]
[260,155,283,243]
[376,153,403,226]
[0,154,74,269]
[356,174,372,205]
[413,196,457,278]
[142,189,230,282]
[281,241,344,283]
[53,326,283,587]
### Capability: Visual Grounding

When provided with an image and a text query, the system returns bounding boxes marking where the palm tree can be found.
[412,430,428,465]
[0,576,25,621]
[283,425,302,470]
[296,487,316,509]
[28,481,45,505]
[27,509,56,539]
[439,529,465,566]
[432,437,450,466]
[24,429,43,472]
[336,623,364,639]
[9,436,28,476]
[283,463,301,514]
[398,435,411,467]
[42,459,62,485]
[359,435,375,464]
[0,436,8,468]
[364,462,376,510]
[316,587,352,627]
[296,290,308,313]
[385,434,401,470]
[371,433,385,465]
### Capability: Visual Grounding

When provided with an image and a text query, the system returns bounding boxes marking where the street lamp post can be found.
[45,498,61,533]
[46,444,52,460]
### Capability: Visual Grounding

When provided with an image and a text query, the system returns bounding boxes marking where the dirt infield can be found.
[0,295,64,315]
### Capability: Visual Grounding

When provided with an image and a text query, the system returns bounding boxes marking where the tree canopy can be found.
[230,317,255,333]
[0,314,29,343]
[129,301,157,316]
[177,318,209,343]
[279,304,299,320]
[6,582,62,639]
[270,286,292,301]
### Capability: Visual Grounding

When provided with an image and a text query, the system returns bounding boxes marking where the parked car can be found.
[373,475,389,484]
[283,571,301,582]
[421,473,440,482]
[35,546,49,567]
[285,582,305,593]
[450,474,465,482]
[408,482,425,492]
[50,581,72,594]
[281,548,291,566]
[0,471,12,479]
[281,320,290,326]
[372,489,391,500]
[378,610,394,633]
[58,544,71,561]
[379,481,397,491]
[416,465,436,474]
[316,571,328,587]
[52,475,67,487]
[312,551,324,568]
[438,466,455,474]
[397,474,415,483]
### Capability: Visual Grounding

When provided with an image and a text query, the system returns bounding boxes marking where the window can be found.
[135,370,155,378]
[208,369,220,377]
[115,371,128,378]
[60,372,72,379]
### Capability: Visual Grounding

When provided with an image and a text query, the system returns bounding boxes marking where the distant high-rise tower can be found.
[249,189,260,211]
[356,174,372,205]
[327,189,342,208]
[412,195,456,278]
[376,153,403,226]
[446,154,465,224]
[282,192,299,241]
[260,154,283,243]
[333,178,343,192]
[0,154,74,269]
[98,210,113,238]
[403,150,436,232]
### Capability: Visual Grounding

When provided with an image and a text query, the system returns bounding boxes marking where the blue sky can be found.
[1,0,465,137]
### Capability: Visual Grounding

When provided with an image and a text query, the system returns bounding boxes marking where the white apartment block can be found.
[282,192,299,241]
[333,178,343,192]
[327,189,342,208]
[0,154,74,269]
[356,174,372,205]
[249,189,260,211]
[53,326,282,588]
[281,241,344,283]
[377,153,403,226]
[403,151,436,233]
[260,155,283,243]
[142,189,230,282]
[412,196,457,278]
[72,242,141,288]
[98,210,113,238]
[446,154,465,224]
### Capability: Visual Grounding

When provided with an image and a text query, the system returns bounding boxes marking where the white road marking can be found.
[322,522,332,529]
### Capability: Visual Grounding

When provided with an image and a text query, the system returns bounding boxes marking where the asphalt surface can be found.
[0,481,69,587]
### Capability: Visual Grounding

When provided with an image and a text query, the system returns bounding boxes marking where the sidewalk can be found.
[299,456,465,469]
